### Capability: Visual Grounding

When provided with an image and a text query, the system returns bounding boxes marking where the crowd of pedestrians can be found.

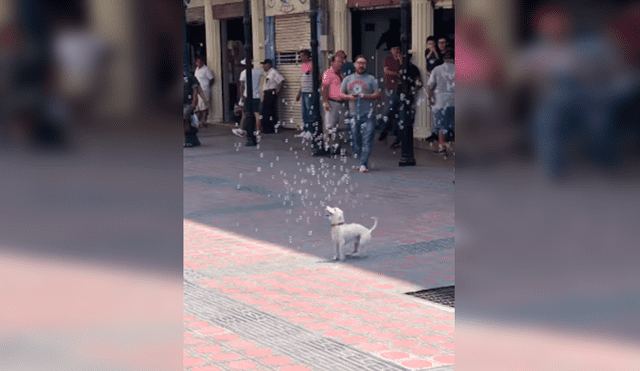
[184,35,456,171]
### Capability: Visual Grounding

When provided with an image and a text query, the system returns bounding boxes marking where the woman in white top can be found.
[194,56,215,125]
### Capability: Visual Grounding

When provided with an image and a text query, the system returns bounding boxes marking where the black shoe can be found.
[378,131,388,141]
[245,140,257,147]
[390,140,400,149]
[425,134,438,142]
[312,149,330,157]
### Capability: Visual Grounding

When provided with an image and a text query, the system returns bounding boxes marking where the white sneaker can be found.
[232,128,246,137]
[359,165,369,173]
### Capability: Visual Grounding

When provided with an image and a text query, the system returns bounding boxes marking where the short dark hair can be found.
[427,36,437,42]
[442,47,454,60]
[438,36,449,43]
[354,55,367,63]
[300,49,311,57]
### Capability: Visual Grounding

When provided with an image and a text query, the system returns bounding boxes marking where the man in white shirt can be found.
[233,58,263,138]
[427,48,455,154]
[194,56,215,126]
[260,59,284,134]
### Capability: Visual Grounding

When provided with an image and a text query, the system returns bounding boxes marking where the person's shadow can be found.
[376,19,401,50]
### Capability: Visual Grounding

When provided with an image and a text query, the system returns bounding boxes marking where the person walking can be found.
[232,58,263,142]
[295,50,319,144]
[395,52,423,147]
[193,56,215,126]
[378,46,402,147]
[321,55,345,155]
[184,68,201,148]
[340,56,381,173]
[260,59,284,134]
[427,48,455,155]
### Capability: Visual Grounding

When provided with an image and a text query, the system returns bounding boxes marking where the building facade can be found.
[187,0,454,137]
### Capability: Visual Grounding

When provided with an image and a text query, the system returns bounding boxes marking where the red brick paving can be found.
[184,222,454,370]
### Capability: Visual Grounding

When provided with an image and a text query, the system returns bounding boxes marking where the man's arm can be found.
[321,84,331,110]
[362,90,381,101]
[383,66,400,77]
[238,82,244,100]
[192,87,199,108]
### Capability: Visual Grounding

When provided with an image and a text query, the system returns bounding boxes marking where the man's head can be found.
[299,49,311,63]
[195,57,204,68]
[426,36,437,51]
[438,37,448,52]
[534,4,572,42]
[336,50,348,62]
[442,47,454,61]
[391,46,401,60]
[330,55,344,73]
[354,55,367,75]
[261,59,273,71]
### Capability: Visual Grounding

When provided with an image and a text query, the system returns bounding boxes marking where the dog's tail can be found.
[369,217,378,233]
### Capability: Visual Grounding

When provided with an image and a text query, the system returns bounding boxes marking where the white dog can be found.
[325,206,378,261]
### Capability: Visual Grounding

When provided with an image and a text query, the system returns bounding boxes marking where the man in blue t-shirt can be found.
[340,56,381,173]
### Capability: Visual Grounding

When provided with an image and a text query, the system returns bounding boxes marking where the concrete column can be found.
[251,0,266,63]
[204,0,223,123]
[88,0,137,116]
[331,0,350,57]
[412,0,433,138]
[0,0,13,24]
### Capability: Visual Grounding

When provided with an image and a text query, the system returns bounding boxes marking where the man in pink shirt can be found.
[321,55,345,155]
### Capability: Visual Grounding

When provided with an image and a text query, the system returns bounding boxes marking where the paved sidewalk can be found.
[184,222,454,371]
[184,124,455,370]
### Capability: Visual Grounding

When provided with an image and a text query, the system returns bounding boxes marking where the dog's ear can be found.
[326,206,333,213]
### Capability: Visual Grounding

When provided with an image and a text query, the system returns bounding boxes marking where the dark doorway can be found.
[222,18,246,121]
[187,24,206,66]
[434,8,455,47]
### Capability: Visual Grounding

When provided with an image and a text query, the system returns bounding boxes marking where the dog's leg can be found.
[338,241,346,261]
[333,242,340,261]
[351,236,360,256]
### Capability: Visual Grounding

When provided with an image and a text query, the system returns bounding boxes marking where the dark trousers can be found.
[379,92,401,139]
[261,89,278,134]
[184,120,200,146]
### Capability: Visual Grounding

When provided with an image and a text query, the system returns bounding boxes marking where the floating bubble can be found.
[308,230,312,236]
[260,153,264,158]
[257,167,261,172]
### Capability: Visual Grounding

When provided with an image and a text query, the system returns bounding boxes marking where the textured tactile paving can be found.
[184,273,410,371]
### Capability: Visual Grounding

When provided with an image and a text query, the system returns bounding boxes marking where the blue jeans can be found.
[531,78,613,178]
[433,107,455,135]
[348,112,377,168]
[301,93,319,133]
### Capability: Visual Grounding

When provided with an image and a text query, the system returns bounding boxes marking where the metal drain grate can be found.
[406,286,455,308]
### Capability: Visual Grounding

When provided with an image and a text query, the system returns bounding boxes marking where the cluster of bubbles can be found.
[229,63,454,247]
[232,127,370,251]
